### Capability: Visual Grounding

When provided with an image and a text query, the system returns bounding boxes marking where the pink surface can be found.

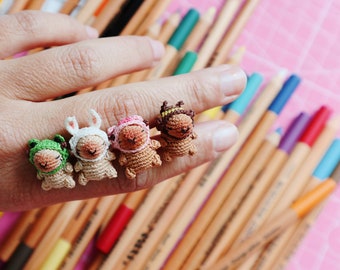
[169,0,340,269]
[0,1,339,269]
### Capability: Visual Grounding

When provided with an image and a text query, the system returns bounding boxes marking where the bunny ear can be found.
[89,109,102,129]
[65,116,79,135]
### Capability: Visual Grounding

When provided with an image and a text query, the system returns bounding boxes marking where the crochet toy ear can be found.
[107,126,116,141]
[54,134,65,143]
[65,116,79,135]
[89,109,102,129]
[28,139,40,149]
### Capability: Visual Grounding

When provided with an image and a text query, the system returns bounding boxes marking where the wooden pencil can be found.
[4,204,63,270]
[23,200,83,270]
[7,0,30,13]
[134,0,172,36]
[229,106,331,270]
[210,0,262,66]
[75,0,103,24]
[192,0,243,71]
[120,0,158,35]
[100,177,183,270]
[40,199,98,270]
[275,162,340,270]
[251,118,339,270]
[59,0,80,15]
[0,208,40,264]
[91,0,126,34]
[165,130,281,270]
[60,195,118,270]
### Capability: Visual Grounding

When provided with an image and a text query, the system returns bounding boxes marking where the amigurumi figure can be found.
[108,115,162,180]
[156,101,197,161]
[28,134,75,191]
[65,109,117,186]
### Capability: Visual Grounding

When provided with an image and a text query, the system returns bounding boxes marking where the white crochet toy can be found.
[65,109,117,186]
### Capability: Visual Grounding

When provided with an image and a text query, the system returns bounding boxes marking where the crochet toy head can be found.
[28,134,69,175]
[156,101,195,139]
[108,115,150,153]
[65,109,110,162]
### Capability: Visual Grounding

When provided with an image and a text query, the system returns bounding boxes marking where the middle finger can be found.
[1,36,164,101]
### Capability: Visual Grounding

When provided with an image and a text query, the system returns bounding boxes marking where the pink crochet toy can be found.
[156,101,197,161]
[65,109,118,185]
[108,115,162,179]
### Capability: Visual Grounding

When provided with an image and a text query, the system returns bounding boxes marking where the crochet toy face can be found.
[65,109,117,186]
[108,115,162,180]
[156,101,197,161]
[28,134,75,191]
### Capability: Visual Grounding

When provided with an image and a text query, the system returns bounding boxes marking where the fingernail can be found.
[85,26,99,39]
[148,38,165,61]
[220,65,247,96]
[213,123,239,152]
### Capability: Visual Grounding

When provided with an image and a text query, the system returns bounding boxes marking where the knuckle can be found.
[62,45,101,83]
[13,11,39,35]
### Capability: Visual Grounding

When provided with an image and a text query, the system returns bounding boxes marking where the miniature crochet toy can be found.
[65,109,117,186]
[156,101,197,161]
[108,115,162,179]
[28,134,75,191]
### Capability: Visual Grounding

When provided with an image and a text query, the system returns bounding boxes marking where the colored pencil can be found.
[254,134,340,270]
[206,177,339,270]
[146,8,200,80]
[40,199,98,270]
[202,112,310,267]
[192,0,243,70]
[23,200,83,270]
[210,0,262,66]
[276,159,340,270]
[0,208,40,265]
[4,203,63,270]
[96,189,149,254]
[231,106,331,269]
[134,0,172,36]
[60,195,118,270]
[165,129,282,270]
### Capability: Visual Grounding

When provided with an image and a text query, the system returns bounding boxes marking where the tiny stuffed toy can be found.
[65,109,117,186]
[28,134,75,191]
[156,101,197,161]
[108,115,162,179]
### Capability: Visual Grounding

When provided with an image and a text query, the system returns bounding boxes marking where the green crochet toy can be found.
[28,134,75,191]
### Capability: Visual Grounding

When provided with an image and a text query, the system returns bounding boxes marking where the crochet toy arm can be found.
[150,139,161,150]
[64,162,74,173]
[74,160,83,172]
[106,150,116,161]
[119,153,128,166]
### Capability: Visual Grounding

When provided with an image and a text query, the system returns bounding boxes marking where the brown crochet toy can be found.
[156,101,197,161]
[108,115,162,179]
[65,109,118,186]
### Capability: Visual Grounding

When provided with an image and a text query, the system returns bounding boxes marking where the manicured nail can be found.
[148,38,165,61]
[85,26,99,39]
[220,65,247,97]
[213,123,239,152]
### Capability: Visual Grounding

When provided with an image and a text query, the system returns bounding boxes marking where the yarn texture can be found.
[156,101,197,161]
[108,115,162,179]
[28,134,75,190]
[65,109,117,185]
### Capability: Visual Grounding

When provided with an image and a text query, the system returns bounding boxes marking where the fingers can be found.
[9,120,238,210]
[0,11,99,59]
[59,65,247,128]
[1,36,164,101]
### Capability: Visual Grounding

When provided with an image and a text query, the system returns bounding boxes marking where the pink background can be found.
[169,0,340,269]
[0,1,339,269]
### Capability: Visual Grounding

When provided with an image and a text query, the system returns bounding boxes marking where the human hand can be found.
[0,11,246,211]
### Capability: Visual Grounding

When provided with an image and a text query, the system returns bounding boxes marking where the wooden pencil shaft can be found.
[175,134,280,270]
[202,149,288,267]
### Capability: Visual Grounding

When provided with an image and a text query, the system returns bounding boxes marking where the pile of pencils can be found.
[0,1,339,270]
